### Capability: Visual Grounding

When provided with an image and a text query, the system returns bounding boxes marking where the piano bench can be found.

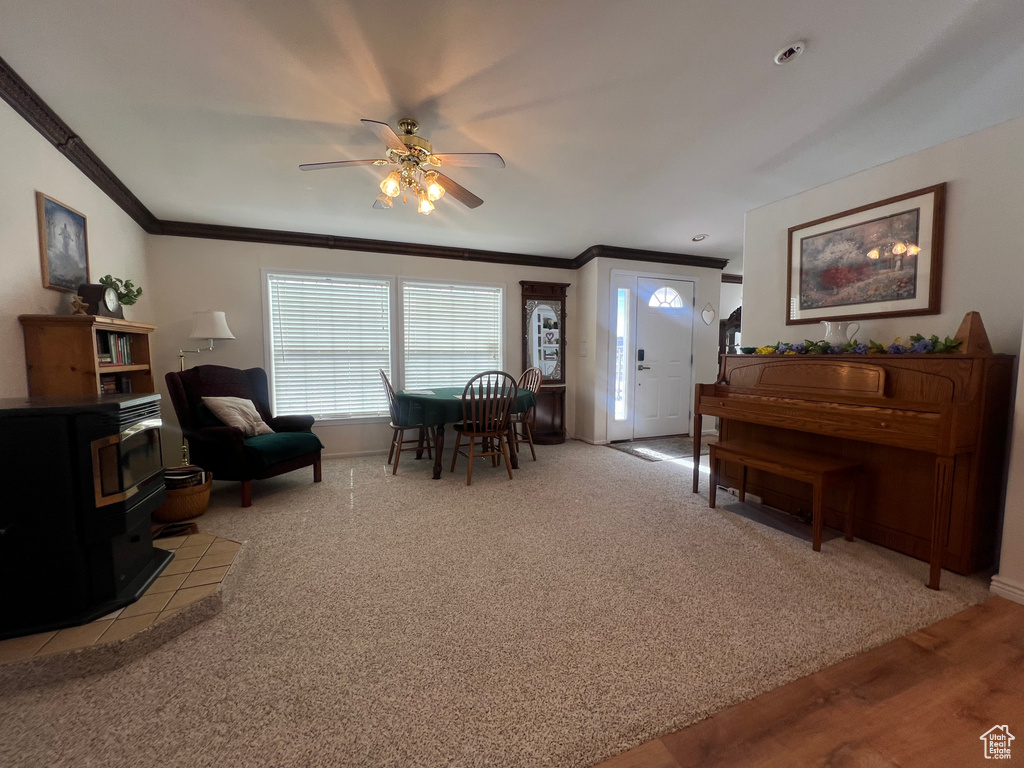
[708,440,862,552]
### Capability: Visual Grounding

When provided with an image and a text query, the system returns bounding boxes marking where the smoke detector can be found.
[774,41,806,65]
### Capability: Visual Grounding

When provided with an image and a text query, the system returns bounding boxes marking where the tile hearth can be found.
[0,533,240,665]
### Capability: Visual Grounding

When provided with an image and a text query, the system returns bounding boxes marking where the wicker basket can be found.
[153,473,213,522]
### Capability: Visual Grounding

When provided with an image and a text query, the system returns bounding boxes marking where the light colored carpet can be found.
[0,442,989,767]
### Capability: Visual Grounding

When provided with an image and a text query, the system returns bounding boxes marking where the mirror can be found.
[526,300,561,379]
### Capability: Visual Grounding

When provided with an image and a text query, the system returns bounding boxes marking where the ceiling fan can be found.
[299,118,505,214]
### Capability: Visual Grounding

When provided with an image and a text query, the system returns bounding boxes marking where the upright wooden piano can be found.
[692,313,1013,589]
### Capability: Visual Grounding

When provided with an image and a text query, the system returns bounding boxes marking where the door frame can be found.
[607,269,697,442]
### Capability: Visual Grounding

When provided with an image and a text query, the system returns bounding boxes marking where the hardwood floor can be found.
[593,596,1024,767]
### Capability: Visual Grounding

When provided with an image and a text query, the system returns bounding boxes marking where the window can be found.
[648,286,684,308]
[267,272,391,419]
[266,273,505,420]
[402,281,503,390]
[614,287,629,421]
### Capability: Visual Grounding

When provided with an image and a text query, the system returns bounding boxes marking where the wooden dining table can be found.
[395,386,537,479]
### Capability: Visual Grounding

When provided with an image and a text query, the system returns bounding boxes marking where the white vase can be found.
[820,321,860,346]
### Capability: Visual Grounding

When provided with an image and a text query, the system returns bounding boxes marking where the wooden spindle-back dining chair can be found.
[379,369,434,475]
[449,371,518,485]
[512,367,543,461]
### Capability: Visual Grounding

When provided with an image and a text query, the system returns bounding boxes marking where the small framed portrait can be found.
[36,192,89,292]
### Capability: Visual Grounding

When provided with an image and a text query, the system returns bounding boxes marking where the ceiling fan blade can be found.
[299,159,385,171]
[431,152,505,169]
[361,119,409,153]
[372,197,389,210]
[435,172,484,209]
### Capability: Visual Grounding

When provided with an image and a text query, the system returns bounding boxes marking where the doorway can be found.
[608,273,695,442]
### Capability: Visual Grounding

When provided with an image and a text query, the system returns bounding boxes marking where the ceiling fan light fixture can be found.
[417,192,434,215]
[301,118,502,213]
[380,170,401,198]
[424,172,445,202]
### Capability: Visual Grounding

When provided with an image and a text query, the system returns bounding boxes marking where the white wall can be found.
[0,100,151,399]
[573,257,723,444]
[573,260,600,442]
[993,324,1024,603]
[145,235,576,457]
[743,115,1024,355]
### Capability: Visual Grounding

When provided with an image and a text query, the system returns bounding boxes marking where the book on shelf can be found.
[96,331,113,364]
[97,331,133,365]
[99,373,133,394]
[115,333,131,365]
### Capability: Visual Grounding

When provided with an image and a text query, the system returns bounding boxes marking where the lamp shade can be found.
[189,310,235,340]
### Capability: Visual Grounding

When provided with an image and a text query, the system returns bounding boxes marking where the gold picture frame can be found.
[36,191,90,292]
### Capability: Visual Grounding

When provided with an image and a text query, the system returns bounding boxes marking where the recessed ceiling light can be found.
[692,234,709,242]
[774,41,806,65]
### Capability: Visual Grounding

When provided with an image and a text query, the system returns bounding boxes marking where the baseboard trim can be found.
[990,574,1024,605]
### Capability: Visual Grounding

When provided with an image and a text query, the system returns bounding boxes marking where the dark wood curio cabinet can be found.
[521,281,569,444]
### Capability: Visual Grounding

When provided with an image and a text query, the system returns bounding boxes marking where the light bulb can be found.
[380,171,401,198]
[424,172,445,202]
[867,248,880,260]
[375,192,393,209]
[891,241,907,255]
[906,244,920,256]
[417,192,434,215]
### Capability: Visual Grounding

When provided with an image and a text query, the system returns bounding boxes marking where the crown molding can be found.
[571,244,729,271]
[722,273,743,284]
[3,56,733,274]
[156,220,573,269]
[0,54,159,233]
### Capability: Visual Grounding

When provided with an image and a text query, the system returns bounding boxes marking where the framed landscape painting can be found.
[786,183,945,325]
[36,192,89,292]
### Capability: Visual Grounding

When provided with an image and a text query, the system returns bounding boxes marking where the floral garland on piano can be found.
[753,334,963,356]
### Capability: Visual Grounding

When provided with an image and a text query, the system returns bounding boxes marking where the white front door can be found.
[632,277,694,438]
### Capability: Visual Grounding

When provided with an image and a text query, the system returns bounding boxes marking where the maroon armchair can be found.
[165,365,323,507]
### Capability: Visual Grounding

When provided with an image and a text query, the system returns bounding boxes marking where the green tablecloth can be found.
[396,386,535,426]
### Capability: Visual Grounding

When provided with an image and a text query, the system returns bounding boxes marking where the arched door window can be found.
[648,286,684,308]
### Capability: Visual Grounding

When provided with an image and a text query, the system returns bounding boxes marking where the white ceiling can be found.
[2,1,1024,267]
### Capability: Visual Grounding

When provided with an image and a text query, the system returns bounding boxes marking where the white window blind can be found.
[402,281,503,390]
[267,272,391,419]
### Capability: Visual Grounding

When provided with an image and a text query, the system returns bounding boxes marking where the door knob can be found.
[638,364,651,371]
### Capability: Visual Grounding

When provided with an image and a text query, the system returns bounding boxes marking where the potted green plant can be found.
[98,275,143,306]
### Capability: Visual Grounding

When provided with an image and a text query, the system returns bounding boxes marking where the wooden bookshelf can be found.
[19,315,156,396]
